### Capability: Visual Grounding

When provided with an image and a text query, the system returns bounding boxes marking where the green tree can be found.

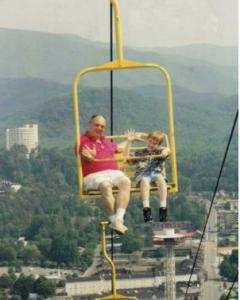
[26,216,45,240]
[79,249,93,271]
[50,237,79,265]
[0,274,15,289]
[9,296,21,300]
[33,276,55,298]
[19,245,41,265]
[220,250,238,281]
[121,233,143,254]
[220,294,228,300]
[12,274,34,300]
[0,289,8,300]
[0,245,16,263]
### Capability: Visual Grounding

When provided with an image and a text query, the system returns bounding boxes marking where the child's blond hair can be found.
[147,131,165,145]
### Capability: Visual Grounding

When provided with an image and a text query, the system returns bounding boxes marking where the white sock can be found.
[115,208,126,222]
[143,200,150,208]
[109,215,116,223]
[160,199,167,208]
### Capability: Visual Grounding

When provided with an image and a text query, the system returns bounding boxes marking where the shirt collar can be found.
[85,131,105,142]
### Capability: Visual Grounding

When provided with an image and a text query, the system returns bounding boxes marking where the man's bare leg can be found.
[108,177,130,234]
[98,181,115,216]
[113,177,131,230]
[116,177,131,210]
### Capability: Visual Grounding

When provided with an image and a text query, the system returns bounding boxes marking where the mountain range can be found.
[0,28,238,155]
[0,28,237,95]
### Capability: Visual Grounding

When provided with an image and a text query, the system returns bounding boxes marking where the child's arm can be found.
[160,133,170,159]
[164,133,170,148]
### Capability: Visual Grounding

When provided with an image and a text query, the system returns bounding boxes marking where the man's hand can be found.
[125,129,146,142]
[125,129,136,142]
[81,145,96,161]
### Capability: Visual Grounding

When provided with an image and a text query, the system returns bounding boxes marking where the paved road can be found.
[201,204,223,300]
[82,244,101,277]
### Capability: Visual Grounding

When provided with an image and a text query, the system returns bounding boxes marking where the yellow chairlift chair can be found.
[73,0,178,200]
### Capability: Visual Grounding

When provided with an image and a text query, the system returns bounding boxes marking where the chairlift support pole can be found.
[96,222,137,300]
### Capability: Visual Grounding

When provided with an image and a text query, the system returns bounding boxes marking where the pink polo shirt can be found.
[79,132,118,177]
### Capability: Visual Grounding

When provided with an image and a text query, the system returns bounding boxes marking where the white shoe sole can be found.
[109,222,128,235]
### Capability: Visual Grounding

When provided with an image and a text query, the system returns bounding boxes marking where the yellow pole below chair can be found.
[95,222,137,300]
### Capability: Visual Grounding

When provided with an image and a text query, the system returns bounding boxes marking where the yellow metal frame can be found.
[96,222,137,300]
[73,0,178,200]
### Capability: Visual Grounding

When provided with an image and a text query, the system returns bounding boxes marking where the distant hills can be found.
[0,28,237,155]
[0,28,237,95]
[0,78,68,119]
[142,44,237,66]
[0,78,237,154]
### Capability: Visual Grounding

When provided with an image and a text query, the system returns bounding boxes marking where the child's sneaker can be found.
[159,207,168,222]
[109,220,128,235]
[143,207,153,223]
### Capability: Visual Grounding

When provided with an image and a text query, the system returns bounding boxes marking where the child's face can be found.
[146,138,160,151]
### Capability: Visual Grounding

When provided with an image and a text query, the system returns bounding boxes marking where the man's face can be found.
[89,116,106,139]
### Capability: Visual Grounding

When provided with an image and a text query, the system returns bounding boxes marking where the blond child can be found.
[127,131,170,222]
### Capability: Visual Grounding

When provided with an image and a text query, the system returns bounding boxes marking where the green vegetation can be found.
[0,80,237,150]
[0,144,216,269]
[219,250,238,281]
[0,273,55,300]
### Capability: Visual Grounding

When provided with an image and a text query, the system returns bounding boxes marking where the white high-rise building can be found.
[6,124,39,154]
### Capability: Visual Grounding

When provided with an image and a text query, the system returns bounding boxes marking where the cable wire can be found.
[226,272,238,299]
[184,110,238,299]
[110,3,114,135]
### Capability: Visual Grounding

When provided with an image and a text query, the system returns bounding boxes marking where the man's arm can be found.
[116,131,146,154]
[81,145,96,162]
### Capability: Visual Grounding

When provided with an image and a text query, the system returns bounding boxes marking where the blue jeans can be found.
[135,171,164,185]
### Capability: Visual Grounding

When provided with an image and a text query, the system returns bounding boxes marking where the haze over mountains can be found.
[0,28,237,153]
[0,28,237,94]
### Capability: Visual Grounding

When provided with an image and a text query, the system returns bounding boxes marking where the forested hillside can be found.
[0,127,237,269]
[0,80,237,154]
[0,145,209,270]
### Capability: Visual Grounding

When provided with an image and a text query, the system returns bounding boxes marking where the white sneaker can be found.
[109,220,128,235]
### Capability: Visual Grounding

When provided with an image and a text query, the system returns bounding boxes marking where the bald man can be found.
[76,115,131,235]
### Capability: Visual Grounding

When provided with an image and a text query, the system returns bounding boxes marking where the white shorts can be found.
[135,172,165,185]
[84,170,129,191]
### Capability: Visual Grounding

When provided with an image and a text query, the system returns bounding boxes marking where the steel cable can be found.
[184,110,238,299]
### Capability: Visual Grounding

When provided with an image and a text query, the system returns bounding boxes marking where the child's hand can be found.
[160,148,170,159]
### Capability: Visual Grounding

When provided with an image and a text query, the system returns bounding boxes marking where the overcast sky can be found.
[0,0,238,47]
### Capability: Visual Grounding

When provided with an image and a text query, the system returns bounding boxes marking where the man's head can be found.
[146,131,165,151]
[88,114,107,139]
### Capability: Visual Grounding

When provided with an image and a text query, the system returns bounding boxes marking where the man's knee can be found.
[118,176,131,190]
[99,181,112,193]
